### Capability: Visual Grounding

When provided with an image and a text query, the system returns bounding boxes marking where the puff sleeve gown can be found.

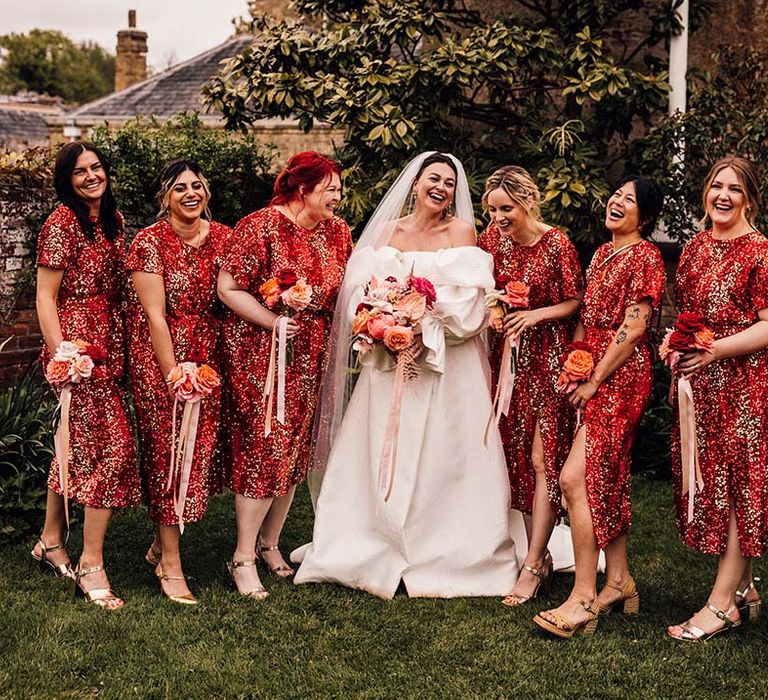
[36,205,141,509]
[478,224,583,516]
[126,219,234,525]
[672,230,768,557]
[579,240,665,547]
[220,207,352,500]
[293,245,520,599]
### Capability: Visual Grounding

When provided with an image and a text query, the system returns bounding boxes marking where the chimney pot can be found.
[128,10,136,28]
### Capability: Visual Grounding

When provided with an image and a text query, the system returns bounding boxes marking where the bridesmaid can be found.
[127,159,233,605]
[668,157,768,641]
[218,151,352,598]
[534,176,665,637]
[33,142,141,609]
[477,166,583,606]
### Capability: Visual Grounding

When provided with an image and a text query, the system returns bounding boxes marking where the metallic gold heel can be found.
[256,535,295,578]
[668,603,741,642]
[155,563,198,605]
[226,559,269,600]
[502,552,553,607]
[735,579,761,621]
[73,564,124,609]
[30,535,75,580]
[145,543,162,568]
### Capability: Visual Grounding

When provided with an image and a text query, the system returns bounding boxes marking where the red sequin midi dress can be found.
[36,205,141,509]
[126,219,234,525]
[672,230,768,556]
[478,225,583,515]
[580,240,665,547]
[221,207,352,499]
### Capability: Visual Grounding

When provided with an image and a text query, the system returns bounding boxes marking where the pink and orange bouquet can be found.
[259,268,314,314]
[659,312,714,369]
[555,341,595,394]
[166,362,221,403]
[351,272,437,358]
[484,275,530,333]
[45,339,107,387]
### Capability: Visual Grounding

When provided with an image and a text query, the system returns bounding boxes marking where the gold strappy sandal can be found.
[256,535,295,578]
[73,564,124,609]
[226,559,269,600]
[735,579,761,621]
[155,563,198,605]
[597,577,640,615]
[31,535,75,580]
[533,597,600,638]
[502,553,553,607]
[667,603,741,642]
[145,543,162,568]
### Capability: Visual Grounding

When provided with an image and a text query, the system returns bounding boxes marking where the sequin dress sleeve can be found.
[580,240,665,547]
[36,205,140,509]
[672,230,768,556]
[479,224,584,517]
[126,220,233,525]
[221,207,353,499]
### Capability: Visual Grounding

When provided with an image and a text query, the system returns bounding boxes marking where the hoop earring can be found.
[407,192,416,215]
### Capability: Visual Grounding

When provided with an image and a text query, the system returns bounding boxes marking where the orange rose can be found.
[73,338,89,352]
[195,364,221,394]
[693,328,714,352]
[564,349,594,381]
[281,279,313,311]
[383,325,414,352]
[488,304,505,332]
[166,364,185,386]
[259,278,281,308]
[45,359,71,386]
[353,308,372,335]
[505,281,530,309]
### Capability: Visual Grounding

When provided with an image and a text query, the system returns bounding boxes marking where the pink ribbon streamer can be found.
[263,317,288,437]
[53,385,72,528]
[378,352,408,502]
[166,398,202,534]
[484,336,519,445]
[678,375,704,523]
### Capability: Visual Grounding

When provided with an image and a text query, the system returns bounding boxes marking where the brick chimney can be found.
[115,10,148,92]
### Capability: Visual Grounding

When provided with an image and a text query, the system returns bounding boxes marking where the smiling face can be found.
[167,169,209,222]
[486,187,531,235]
[605,181,642,236]
[705,166,750,231]
[70,149,107,209]
[301,172,342,222]
[413,162,456,215]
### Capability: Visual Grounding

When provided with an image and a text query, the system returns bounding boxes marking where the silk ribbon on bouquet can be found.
[678,375,704,522]
[167,396,202,534]
[263,316,289,437]
[484,335,520,445]
[52,386,73,528]
[378,351,409,502]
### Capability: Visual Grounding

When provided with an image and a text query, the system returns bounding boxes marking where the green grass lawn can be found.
[1,475,766,699]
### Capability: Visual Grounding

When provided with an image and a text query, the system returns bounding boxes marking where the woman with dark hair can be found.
[668,156,768,641]
[127,159,233,604]
[534,176,666,637]
[291,152,519,599]
[217,151,352,598]
[478,166,583,606]
[33,141,141,609]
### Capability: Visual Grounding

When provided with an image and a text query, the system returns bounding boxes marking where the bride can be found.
[292,152,520,598]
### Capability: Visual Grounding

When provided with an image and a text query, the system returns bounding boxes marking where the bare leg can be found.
[231,493,273,592]
[78,506,122,607]
[597,533,633,608]
[32,489,71,568]
[539,427,598,627]
[259,485,297,574]
[507,424,556,601]
[156,524,192,598]
[668,500,747,637]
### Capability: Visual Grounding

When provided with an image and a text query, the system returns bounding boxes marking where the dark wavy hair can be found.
[414,152,457,181]
[53,142,121,242]
[155,159,212,220]
[615,174,664,238]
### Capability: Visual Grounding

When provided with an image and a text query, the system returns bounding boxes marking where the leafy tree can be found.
[205,0,711,240]
[0,29,114,104]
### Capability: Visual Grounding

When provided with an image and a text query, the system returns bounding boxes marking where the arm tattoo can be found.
[615,330,628,344]
[627,305,640,319]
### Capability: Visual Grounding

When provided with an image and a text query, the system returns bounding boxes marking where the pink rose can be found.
[281,279,313,311]
[70,354,94,382]
[409,276,437,307]
[367,313,397,340]
[383,325,414,352]
[488,305,505,333]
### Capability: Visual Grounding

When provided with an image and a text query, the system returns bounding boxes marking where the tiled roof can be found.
[0,108,50,146]
[66,35,254,120]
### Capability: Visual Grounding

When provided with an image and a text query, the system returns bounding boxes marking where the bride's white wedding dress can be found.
[292,245,520,598]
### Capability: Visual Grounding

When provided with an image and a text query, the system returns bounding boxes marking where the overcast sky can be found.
[1,1,252,71]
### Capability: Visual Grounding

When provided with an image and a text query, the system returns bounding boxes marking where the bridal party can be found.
[30,140,767,642]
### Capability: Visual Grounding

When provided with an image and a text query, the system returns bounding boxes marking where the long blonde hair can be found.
[700,156,761,229]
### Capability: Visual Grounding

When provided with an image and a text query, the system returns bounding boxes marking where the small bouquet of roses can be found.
[352,270,437,501]
[44,339,107,528]
[555,340,595,429]
[485,276,530,333]
[658,311,713,522]
[259,269,313,366]
[165,362,221,532]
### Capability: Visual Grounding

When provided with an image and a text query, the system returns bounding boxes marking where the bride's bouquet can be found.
[352,270,437,501]
[659,312,714,522]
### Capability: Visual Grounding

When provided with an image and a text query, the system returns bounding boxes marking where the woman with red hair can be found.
[218,151,352,598]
